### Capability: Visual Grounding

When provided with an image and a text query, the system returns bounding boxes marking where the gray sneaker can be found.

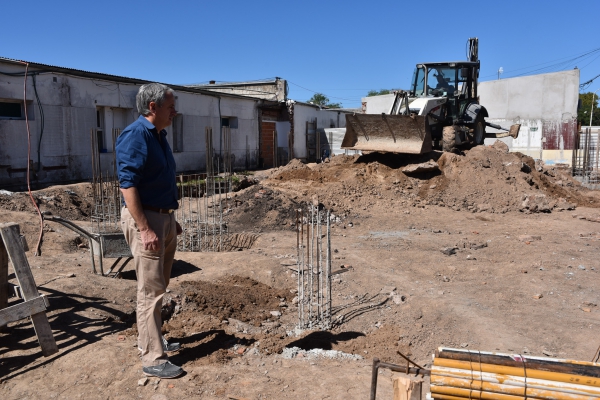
[142,361,184,378]
[162,336,180,352]
[138,337,181,353]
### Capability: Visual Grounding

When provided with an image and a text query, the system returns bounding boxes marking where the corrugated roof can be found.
[0,56,277,102]
[187,78,281,87]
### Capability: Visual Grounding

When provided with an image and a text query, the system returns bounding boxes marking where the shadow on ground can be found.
[287,331,364,351]
[118,259,201,281]
[0,287,133,381]
[169,329,256,365]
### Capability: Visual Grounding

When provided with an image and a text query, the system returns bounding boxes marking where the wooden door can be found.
[260,121,276,168]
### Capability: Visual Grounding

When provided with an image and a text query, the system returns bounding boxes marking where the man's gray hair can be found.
[136,83,175,116]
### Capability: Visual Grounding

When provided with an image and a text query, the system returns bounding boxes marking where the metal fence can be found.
[296,205,332,330]
[572,127,600,185]
[89,125,250,252]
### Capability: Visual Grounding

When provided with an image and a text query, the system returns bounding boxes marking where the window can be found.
[172,114,183,152]
[221,117,238,129]
[412,67,426,97]
[96,108,106,152]
[427,66,457,97]
[0,101,24,119]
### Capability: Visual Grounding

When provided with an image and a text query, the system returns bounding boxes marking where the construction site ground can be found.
[1,143,600,400]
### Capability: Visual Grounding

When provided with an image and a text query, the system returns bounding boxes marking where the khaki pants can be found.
[121,207,177,367]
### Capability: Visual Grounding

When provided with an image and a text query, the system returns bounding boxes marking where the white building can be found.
[479,69,580,165]
[0,57,348,189]
[359,70,580,165]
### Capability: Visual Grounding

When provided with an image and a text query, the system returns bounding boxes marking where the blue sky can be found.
[2,0,599,108]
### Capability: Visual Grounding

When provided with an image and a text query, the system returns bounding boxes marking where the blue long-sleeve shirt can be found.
[115,115,178,209]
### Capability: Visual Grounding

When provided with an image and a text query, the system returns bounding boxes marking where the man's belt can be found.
[142,205,174,214]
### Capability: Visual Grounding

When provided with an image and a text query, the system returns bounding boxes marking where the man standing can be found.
[116,83,184,379]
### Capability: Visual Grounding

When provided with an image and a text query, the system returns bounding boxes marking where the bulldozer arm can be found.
[341,114,433,154]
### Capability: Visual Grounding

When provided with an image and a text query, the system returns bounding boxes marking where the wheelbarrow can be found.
[43,215,133,278]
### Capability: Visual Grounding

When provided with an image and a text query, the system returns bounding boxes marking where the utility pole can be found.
[590,88,600,127]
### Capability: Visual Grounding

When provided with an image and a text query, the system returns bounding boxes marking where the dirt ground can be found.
[1,143,600,399]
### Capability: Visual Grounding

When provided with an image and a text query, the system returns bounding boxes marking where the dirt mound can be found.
[163,276,420,366]
[264,145,600,214]
[225,185,301,231]
[431,146,597,213]
[180,275,289,325]
[0,183,93,221]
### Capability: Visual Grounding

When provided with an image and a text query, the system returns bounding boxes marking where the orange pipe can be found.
[434,358,600,388]
[431,375,600,399]
[432,366,600,396]
[430,394,475,400]
[430,385,525,400]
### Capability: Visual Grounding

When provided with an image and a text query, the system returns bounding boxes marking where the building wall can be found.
[362,93,396,114]
[479,70,579,164]
[193,78,287,102]
[0,60,260,188]
[291,103,347,160]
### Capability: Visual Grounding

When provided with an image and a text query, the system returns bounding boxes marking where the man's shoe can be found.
[162,336,181,352]
[142,361,184,378]
[138,337,181,353]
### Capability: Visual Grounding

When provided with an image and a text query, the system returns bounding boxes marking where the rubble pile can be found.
[264,143,599,215]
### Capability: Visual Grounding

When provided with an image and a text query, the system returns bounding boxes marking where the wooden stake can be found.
[394,376,423,400]
[0,223,58,356]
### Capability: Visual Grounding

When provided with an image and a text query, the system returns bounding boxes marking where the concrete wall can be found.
[0,60,260,188]
[363,93,395,114]
[191,78,287,102]
[479,70,579,164]
[290,102,347,160]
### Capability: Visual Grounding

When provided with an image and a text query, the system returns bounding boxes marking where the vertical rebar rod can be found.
[301,209,305,328]
[326,210,331,328]
[296,209,300,327]
[196,176,201,250]
[310,205,315,327]
[317,208,322,323]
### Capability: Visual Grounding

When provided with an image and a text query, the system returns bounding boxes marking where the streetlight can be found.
[497,67,503,80]
[590,88,600,127]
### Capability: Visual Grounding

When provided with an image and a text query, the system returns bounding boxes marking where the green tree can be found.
[307,93,342,109]
[367,89,391,97]
[579,92,600,126]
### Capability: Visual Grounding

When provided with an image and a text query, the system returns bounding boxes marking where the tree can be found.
[579,92,600,126]
[307,93,342,109]
[367,89,391,97]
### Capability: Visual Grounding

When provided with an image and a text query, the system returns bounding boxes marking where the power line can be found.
[581,73,600,90]
[287,80,363,102]
[481,46,600,79]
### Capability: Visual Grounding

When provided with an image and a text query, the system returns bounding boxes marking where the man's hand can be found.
[176,221,183,235]
[140,228,160,251]
[121,187,160,251]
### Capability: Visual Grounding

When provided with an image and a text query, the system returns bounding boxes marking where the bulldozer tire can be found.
[442,126,457,153]
[473,115,486,146]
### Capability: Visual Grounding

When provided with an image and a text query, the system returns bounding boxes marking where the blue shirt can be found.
[116,115,178,209]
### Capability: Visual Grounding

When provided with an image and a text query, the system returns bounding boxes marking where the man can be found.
[116,83,184,379]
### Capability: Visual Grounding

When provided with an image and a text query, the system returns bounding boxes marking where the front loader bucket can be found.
[485,124,521,140]
[341,114,432,154]
[508,124,521,139]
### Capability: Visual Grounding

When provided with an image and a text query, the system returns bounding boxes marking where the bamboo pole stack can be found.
[430,347,600,400]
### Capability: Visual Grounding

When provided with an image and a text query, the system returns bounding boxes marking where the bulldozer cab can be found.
[411,62,479,121]
[341,37,491,155]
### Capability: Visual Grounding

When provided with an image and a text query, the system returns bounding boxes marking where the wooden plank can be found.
[0,296,47,326]
[0,231,8,311]
[29,312,58,356]
[0,223,38,300]
[0,232,8,331]
[393,376,423,400]
[0,223,58,356]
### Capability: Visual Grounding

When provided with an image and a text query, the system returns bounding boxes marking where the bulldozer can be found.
[341,38,520,154]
